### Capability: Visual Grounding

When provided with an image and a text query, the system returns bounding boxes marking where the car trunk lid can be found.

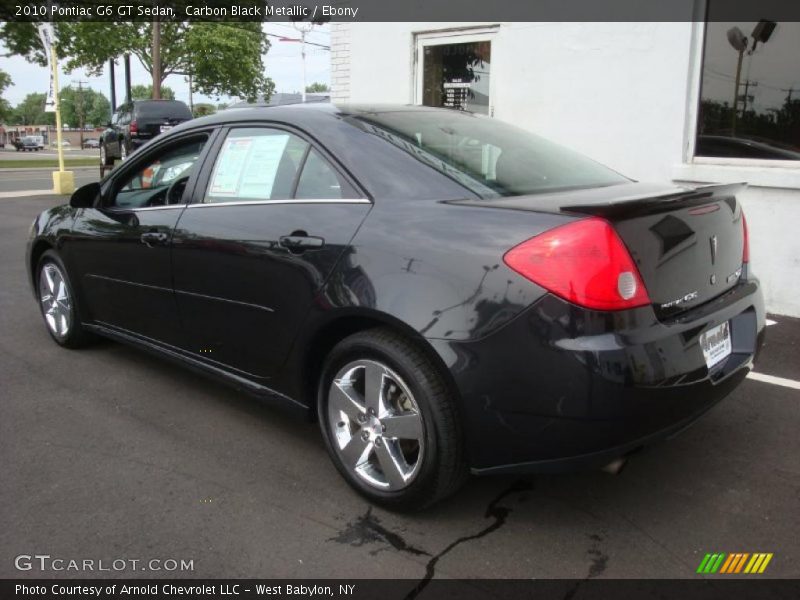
[452,182,748,319]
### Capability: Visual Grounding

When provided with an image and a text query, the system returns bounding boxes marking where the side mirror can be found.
[70,182,101,208]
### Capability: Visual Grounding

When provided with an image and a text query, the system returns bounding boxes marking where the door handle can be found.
[280,233,325,252]
[140,231,169,247]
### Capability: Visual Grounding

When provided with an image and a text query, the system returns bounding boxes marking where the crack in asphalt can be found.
[328,506,430,557]
[403,480,534,600]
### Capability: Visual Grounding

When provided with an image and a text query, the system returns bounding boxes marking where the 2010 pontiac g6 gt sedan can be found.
[27,104,765,509]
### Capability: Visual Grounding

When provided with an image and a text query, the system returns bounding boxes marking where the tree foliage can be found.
[0,69,13,123]
[193,103,216,117]
[10,93,55,126]
[305,82,330,93]
[0,21,275,102]
[130,84,176,100]
[59,86,112,128]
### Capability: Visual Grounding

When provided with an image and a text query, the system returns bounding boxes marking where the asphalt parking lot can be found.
[1,194,798,582]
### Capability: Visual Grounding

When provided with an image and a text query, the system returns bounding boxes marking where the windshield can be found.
[349,109,629,198]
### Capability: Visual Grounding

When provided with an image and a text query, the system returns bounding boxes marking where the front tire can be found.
[36,251,94,348]
[100,143,113,166]
[318,328,468,510]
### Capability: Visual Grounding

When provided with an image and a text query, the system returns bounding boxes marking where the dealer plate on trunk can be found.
[700,321,732,369]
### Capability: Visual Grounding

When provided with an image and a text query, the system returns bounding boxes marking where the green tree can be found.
[11,93,54,126]
[0,70,12,123]
[0,21,275,102]
[130,84,175,101]
[192,103,216,117]
[305,82,330,93]
[59,86,112,128]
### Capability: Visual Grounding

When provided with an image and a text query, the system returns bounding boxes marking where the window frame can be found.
[681,13,800,188]
[189,122,369,207]
[99,129,217,212]
[413,26,499,117]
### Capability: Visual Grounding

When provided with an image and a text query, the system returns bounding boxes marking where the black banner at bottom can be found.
[3,579,800,600]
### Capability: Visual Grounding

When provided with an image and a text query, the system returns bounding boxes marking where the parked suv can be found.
[13,136,43,152]
[100,99,193,165]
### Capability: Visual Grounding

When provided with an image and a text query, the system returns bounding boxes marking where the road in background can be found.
[1,194,798,582]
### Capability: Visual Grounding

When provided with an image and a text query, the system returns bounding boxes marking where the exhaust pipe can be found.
[601,456,628,475]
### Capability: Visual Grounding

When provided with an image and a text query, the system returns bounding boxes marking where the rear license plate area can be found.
[700,321,732,370]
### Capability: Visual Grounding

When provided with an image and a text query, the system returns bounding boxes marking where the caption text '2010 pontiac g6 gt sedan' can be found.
[27,104,765,509]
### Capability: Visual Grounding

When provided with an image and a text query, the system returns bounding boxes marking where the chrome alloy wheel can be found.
[39,263,72,337]
[327,360,425,491]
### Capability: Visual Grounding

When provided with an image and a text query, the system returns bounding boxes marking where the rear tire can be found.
[36,250,95,349]
[100,143,113,166]
[318,328,468,510]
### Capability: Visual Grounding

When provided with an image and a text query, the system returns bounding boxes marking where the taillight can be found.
[742,212,750,264]
[503,218,651,311]
[130,120,138,135]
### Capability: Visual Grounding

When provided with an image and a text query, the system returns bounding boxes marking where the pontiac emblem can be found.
[709,235,718,265]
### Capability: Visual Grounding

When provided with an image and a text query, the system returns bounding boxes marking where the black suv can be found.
[100,100,193,165]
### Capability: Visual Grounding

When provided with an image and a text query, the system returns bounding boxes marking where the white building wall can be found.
[332,22,800,317]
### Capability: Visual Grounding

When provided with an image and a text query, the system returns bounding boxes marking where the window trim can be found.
[413,26,499,116]
[191,122,369,206]
[100,129,217,211]
[682,13,800,188]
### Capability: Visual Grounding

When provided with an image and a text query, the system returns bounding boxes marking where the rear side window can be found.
[204,128,356,203]
[136,101,192,120]
[295,149,347,199]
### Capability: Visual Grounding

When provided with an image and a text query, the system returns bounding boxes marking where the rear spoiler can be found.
[562,182,748,218]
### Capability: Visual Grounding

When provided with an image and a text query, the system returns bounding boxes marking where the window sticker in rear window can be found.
[207,133,290,201]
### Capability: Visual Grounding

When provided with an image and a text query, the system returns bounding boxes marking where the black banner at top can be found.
[1,0,800,23]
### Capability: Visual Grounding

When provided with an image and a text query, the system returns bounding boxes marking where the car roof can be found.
[160,103,482,202]
[174,102,450,129]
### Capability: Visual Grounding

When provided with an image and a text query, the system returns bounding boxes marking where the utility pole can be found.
[124,54,132,104]
[152,20,162,99]
[293,22,314,103]
[108,59,116,116]
[187,72,194,114]
[739,79,758,115]
[72,79,89,148]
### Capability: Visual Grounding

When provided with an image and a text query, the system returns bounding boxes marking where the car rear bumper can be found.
[432,276,766,473]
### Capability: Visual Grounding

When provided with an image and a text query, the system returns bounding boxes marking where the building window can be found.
[420,40,492,115]
[697,20,800,161]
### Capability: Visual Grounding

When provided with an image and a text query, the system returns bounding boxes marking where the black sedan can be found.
[26,104,765,509]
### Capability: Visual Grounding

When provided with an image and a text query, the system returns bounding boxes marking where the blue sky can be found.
[1,22,331,110]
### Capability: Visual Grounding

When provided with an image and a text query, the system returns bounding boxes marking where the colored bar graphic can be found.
[718,554,736,573]
[759,554,773,573]
[696,554,713,573]
[699,552,773,574]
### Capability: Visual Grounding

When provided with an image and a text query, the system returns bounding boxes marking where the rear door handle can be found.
[280,233,325,252]
[140,231,169,247]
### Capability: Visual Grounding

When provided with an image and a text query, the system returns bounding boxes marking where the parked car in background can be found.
[27,104,765,509]
[82,138,100,149]
[100,99,193,165]
[51,140,71,148]
[13,136,42,151]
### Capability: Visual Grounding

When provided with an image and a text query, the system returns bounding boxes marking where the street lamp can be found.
[727,20,776,134]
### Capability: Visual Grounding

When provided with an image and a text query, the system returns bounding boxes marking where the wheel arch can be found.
[295,309,463,421]
[29,239,54,292]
